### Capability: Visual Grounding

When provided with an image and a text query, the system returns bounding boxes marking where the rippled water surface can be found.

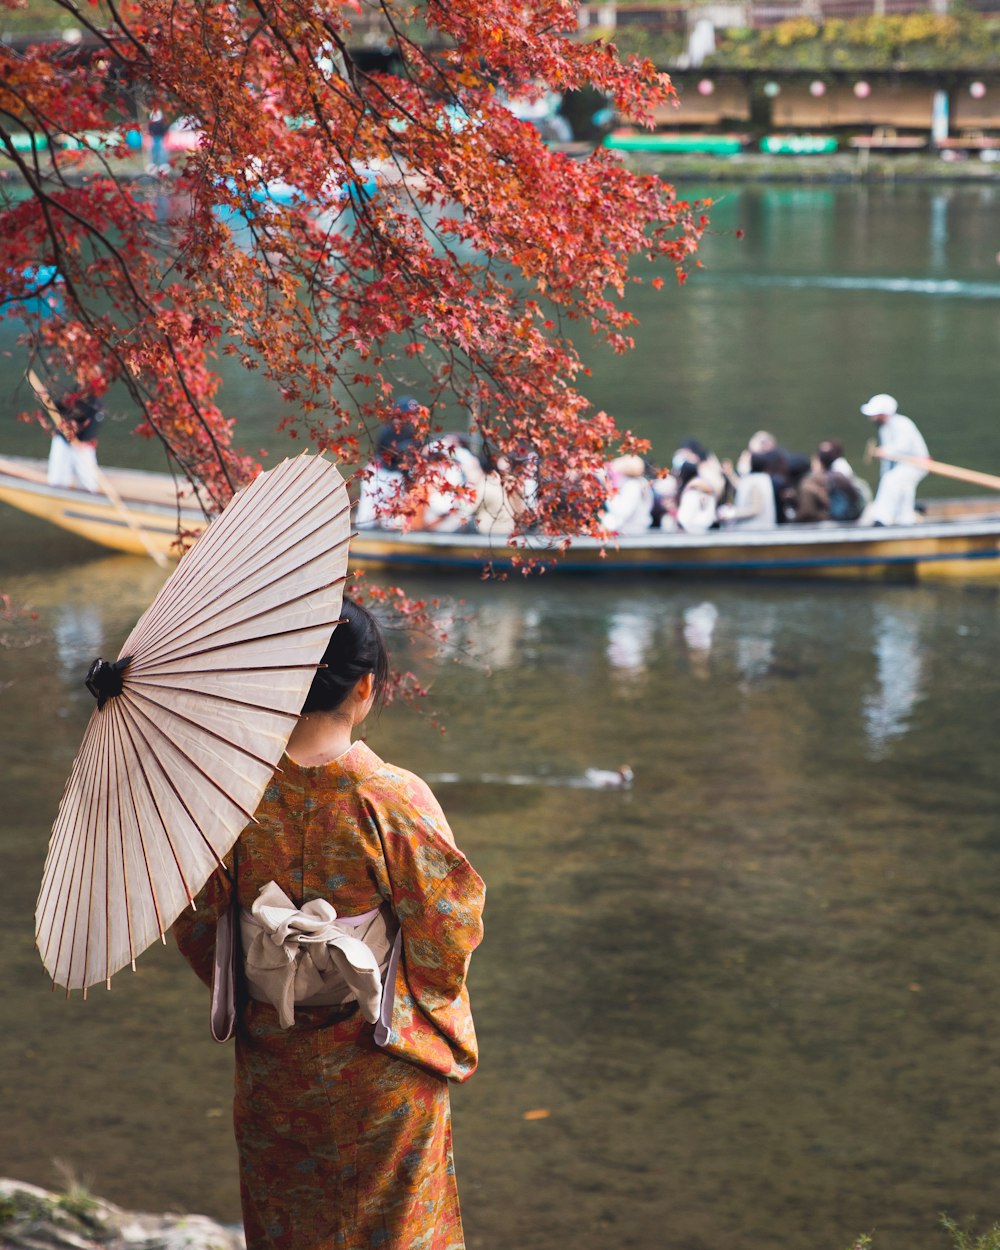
[1,182,999,1250]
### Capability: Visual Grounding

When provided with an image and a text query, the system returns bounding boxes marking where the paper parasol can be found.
[36,453,352,992]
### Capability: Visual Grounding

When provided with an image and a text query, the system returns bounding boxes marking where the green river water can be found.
[1,181,999,1250]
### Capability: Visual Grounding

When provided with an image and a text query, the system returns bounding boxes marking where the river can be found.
[1,181,999,1250]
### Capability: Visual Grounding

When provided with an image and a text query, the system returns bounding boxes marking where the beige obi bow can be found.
[240,882,397,1030]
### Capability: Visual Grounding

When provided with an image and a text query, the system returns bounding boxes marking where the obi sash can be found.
[239,881,402,1033]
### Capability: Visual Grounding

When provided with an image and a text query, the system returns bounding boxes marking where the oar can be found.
[26,370,170,567]
[868,444,1000,493]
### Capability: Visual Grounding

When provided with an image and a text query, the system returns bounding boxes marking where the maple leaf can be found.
[0,0,705,648]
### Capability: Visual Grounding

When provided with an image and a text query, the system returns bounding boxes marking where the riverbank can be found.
[5,140,1000,192]
[7,146,999,191]
[614,149,1000,183]
[0,1178,244,1250]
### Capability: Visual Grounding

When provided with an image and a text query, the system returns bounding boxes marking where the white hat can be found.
[609,454,647,478]
[860,393,898,417]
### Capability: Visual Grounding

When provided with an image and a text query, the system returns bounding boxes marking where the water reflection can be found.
[3,560,1000,1250]
[51,603,105,683]
[863,601,926,757]
[707,273,1000,299]
[403,587,941,762]
[681,600,719,681]
[606,607,657,677]
[929,191,950,272]
[735,601,779,689]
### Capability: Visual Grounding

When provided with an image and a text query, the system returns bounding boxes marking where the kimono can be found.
[173,740,485,1250]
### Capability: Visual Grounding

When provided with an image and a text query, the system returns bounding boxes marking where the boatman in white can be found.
[861,393,929,526]
[47,391,104,493]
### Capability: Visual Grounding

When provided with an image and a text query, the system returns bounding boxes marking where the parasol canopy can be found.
[36,453,352,993]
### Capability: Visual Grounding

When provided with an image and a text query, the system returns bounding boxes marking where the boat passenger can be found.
[475,449,536,536]
[674,461,718,534]
[748,447,792,524]
[815,439,870,520]
[355,417,417,530]
[649,472,677,530]
[599,454,654,535]
[672,438,728,503]
[860,393,928,526]
[718,452,778,529]
[735,430,778,478]
[421,433,485,533]
[818,439,871,507]
[817,438,854,480]
[781,452,812,521]
[793,455,831,522]
[47,391,105,493]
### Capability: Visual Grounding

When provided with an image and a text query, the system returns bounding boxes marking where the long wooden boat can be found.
[0,455,209,557]
[603,130,749,156]
[3,453,1000,580]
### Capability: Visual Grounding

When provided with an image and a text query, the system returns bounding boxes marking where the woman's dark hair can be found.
[676,461,699,490]
[301,599,389,715]
[786,452,811,485]
[817,439,844,472]
[376,423,416,473]
[678,437,709,462]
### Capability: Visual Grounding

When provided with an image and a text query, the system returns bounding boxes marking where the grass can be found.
[847,1218,1000,1250]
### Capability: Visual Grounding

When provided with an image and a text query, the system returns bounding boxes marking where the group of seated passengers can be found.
[600,431,872,536]
[355,403,538,536]
[356,406,873,537]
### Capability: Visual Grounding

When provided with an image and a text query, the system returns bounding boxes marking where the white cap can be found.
[860,393,898,417]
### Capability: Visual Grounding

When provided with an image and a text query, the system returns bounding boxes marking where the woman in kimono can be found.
[174,601,485,1250]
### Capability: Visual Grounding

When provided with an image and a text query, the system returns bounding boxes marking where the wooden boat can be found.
[603,130,749,156]
[760,134,839,155]
[3,453,1000,580]
[0,454,209,558]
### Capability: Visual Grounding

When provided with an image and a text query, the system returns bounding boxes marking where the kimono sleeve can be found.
[366,771,485,1082]
[172,856,233,990]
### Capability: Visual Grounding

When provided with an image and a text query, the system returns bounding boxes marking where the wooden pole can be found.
[27,370,170,567]
[870,446,1000,493]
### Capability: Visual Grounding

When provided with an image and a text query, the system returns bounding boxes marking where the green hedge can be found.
[0,0,80,35]
[604,12,1000,70]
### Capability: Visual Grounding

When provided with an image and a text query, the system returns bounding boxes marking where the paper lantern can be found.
[854,81,871,100]
[763,81,781,99]
[697,79,715,97]
[809,80,826,98]
[61,26,82,43]
[970,81,987,100]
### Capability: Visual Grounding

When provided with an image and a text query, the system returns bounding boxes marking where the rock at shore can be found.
[0,1178,245,1250]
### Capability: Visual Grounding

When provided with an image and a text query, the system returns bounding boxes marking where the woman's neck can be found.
[285,712,354,767]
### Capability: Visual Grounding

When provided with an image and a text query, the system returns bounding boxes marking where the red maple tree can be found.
[1,0,706,556]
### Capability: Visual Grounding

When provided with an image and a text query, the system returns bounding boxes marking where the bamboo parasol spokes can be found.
[35,454,353,994]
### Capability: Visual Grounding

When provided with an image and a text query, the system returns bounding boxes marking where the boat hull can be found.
[0,455,207,558]
[349,523,1000,580]
[3,455,1000,580]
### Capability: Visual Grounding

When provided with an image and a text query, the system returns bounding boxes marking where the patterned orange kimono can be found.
[173,741,485,1250]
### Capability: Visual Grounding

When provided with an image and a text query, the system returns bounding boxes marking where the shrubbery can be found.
[846,1217,1000,1250]
[605,11,1000,69]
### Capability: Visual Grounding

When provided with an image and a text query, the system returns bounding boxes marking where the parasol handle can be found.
[86,656,132,709]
